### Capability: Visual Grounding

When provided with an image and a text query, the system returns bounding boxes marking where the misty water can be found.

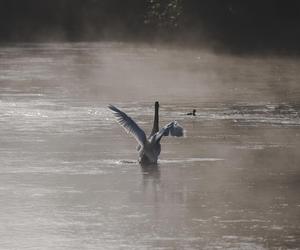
[0,42,299,249]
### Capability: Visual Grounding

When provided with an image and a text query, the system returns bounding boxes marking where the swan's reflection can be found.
[141,164,160,184]
[141,164,160,202]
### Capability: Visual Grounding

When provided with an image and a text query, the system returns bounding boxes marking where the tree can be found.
[144,0,182,30]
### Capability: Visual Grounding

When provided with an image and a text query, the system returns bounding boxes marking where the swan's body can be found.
[108,102,183,165]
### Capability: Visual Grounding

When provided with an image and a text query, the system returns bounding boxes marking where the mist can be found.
[0,1,300,249]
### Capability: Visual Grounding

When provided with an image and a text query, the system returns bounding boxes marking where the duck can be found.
[187,109,196,116]
[108,101,183,165]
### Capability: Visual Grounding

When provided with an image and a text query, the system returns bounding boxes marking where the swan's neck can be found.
[150,101,159,136]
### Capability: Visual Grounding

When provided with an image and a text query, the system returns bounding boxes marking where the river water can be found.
[0,42,299,249]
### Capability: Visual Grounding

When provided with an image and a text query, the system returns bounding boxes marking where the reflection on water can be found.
[0,43,299,249]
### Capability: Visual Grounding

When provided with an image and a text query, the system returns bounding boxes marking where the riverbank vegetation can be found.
[1,0,300,53]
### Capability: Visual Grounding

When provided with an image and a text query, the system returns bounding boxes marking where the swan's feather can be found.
[169,121,184,137]
[108,105,146,146]
[154,121,183,142]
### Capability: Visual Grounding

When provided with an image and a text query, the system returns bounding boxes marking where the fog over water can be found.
[0,42,299,249]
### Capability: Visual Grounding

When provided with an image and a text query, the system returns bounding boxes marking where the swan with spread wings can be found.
[108,102,183,165]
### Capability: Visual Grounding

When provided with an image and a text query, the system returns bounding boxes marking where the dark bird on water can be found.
[187,109,196,116]
[108,101,183,165]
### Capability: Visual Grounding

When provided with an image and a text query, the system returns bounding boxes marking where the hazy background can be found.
[1,0,300,53]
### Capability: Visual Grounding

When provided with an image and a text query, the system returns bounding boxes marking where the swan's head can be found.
[155,101,159,109]
[193,109,196,115]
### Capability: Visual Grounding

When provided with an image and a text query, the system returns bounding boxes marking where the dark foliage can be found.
[0,0,300,53]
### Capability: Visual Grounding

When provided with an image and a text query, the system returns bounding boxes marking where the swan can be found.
[108,102,183,165]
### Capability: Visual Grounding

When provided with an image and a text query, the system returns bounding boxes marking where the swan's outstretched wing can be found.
[108,105,146,146]
[154,121,183,142]
[169,121,184,136]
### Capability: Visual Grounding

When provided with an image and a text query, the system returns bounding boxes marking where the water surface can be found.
[0,43,299,249]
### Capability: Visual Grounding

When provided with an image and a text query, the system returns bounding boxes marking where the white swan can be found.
[108,102,183,165]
